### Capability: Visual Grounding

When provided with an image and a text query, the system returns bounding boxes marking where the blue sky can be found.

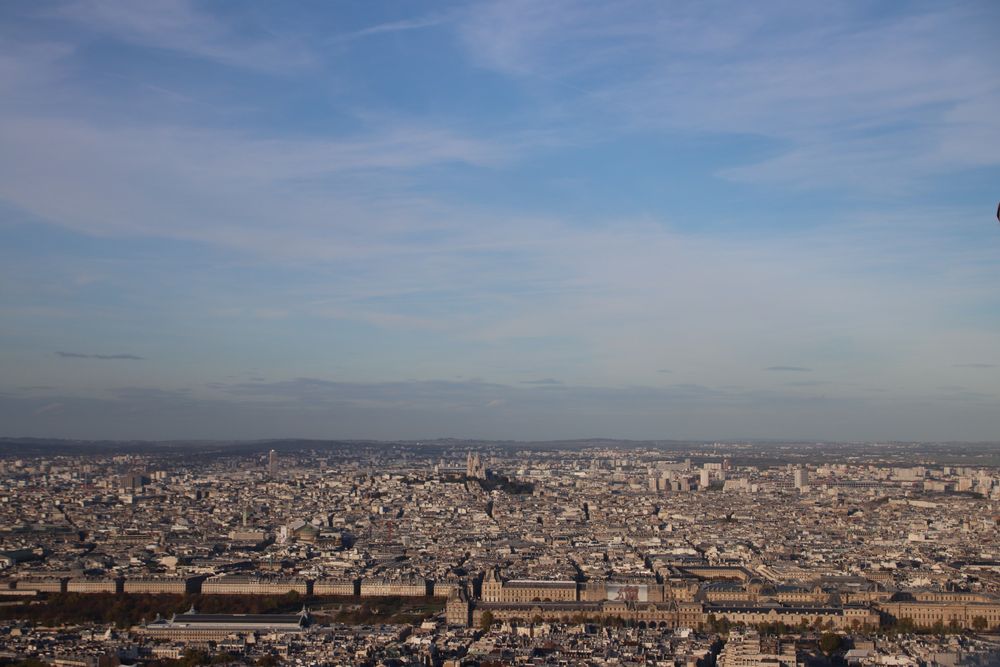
[1,0,998,441]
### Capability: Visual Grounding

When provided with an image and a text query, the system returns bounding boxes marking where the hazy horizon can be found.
[1,1,999,442]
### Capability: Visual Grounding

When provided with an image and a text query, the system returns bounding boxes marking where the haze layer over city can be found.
[1,2,1000,667]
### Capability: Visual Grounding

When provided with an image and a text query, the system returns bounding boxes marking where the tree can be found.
[971,616,987,632]
[819,632,843,655]
[479,610,495,630]
[177,649,211,667]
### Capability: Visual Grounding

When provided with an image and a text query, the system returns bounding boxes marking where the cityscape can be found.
[0,438,997,665]
[2,0,999,665]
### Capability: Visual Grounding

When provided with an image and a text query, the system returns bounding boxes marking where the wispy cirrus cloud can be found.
[32,402,63,416]
[0,115,520,250]
[48,0,312,72]
[0,41,74,97]
[455,1,1000,190]
[333,15,448,43]
[57,351,144,360]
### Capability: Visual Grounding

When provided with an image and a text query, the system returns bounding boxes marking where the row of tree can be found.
[0,591,325,628]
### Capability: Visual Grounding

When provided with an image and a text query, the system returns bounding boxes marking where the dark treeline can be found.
[0,592,333,627]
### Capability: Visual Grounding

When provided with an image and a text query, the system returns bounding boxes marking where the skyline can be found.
[1,0,999,441]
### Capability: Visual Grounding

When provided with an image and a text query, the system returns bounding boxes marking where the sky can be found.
[1,0,999,442]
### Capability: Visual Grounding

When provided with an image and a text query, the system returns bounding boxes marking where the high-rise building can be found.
[120,471,150,491]
[793,466,808,490]
[268,449,278,478]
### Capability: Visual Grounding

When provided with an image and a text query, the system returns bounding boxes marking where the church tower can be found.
[466,452,486,479]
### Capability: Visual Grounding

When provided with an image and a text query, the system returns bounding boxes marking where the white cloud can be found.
[334,16,448,42]
[0,114,516,245]
[32,402,64,416]
[50,0,312,71]
[456,1,1000,190]
[1,96,997,394]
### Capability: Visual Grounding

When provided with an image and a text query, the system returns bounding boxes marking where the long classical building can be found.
[66,577,123,594]
[482,569,577,603]
[312,577,358,596]
[703,603,879,630]
[447,571,883,630]
[459,598,878,631]
[14,576,68,593]
[452,569,1000,632]
[877,600,1000,630]
[481,568,683,604]
[137,607,311,641]
[201,575,310,596]
[123,576,203,594]
[469,599,707,629]
[359,577,429,597]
